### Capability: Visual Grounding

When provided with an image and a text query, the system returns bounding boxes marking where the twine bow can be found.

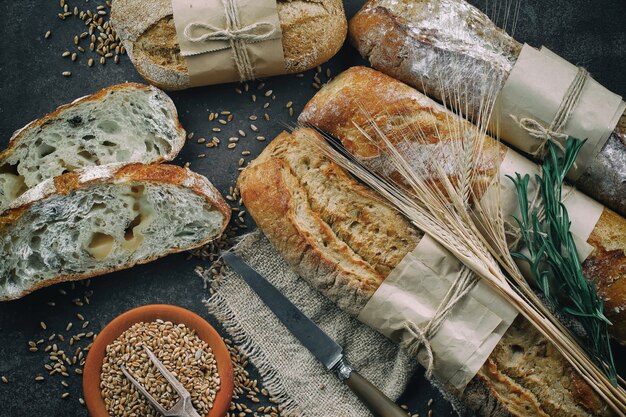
[183,0,278,81]
[401,267,477,379]
[510,67,589,159]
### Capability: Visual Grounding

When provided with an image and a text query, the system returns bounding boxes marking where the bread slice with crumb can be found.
[0,163,230,301]
[110,0,347,90]
[0,83,186,213]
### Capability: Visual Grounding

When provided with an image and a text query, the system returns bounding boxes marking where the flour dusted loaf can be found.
[349,0,626,218]
[238,127,613,417]
[0,83,186,213]
[300,66,626,346]
[110,0,347,90]
[0,163,230,301]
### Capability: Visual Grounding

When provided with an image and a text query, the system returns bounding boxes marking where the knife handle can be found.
[334,358,408,417]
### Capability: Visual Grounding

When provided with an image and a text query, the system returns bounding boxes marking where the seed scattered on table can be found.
[45,31,52,39]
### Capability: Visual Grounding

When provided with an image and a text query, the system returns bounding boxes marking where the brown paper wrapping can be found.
[358,147,603,391]
[492,44,626,179]
[172,0,285,86]
[358,235,518,391]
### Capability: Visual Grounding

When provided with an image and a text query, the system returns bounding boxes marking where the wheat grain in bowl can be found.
[100,319,220,417]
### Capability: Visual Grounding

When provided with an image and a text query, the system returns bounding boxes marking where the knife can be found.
[222,251,408,417]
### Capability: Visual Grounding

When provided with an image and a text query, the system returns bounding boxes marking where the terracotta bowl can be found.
[83,304,234,417]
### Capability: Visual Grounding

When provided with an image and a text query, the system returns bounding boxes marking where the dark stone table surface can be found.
[0,1,624,416]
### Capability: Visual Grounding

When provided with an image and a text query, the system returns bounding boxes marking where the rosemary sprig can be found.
[508,137,617,384]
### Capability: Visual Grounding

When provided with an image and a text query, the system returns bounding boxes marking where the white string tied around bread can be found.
[402,267,478,379]
[511,66,589,160]
[184,0,278,81]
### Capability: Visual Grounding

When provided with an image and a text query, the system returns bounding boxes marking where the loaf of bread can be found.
[348,0,626,218]
[111,0,347,90]
[238,127,612,416]
[299,66,626,345]
[0,83,186,213]
[0,163,230,301]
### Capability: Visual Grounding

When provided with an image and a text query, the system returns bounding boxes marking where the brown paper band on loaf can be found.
[492,44,626,180]
[172,0,286,86]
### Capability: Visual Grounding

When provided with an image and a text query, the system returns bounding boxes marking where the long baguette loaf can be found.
[0,163,230,301]
[348,0,626,218]
[299,66,626,345]
[110,0,347,90]
[238,127,612,417]
[0,83,186,213]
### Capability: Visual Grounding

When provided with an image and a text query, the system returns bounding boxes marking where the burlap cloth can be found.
[205,231,418,417]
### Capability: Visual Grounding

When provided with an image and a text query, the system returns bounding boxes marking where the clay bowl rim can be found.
[83,304,234,417]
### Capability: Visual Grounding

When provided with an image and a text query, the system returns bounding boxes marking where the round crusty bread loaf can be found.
[238,127,614,417]
[110,0,347,90]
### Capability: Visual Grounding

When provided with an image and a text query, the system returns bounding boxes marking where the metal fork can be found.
[121,346,202,417]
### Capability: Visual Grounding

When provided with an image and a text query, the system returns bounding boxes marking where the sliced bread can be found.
[0,163,230,301]
[0,83,186,213]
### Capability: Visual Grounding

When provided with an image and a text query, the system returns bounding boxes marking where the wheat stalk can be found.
[305,119,626,415]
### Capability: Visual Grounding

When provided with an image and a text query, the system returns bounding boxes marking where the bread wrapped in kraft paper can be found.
[349,0,626,218]
[237,127,615,416]
[299,67,626,348]
[111,0,347,89]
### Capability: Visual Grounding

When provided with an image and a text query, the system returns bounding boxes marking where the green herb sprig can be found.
[508,137,617,384]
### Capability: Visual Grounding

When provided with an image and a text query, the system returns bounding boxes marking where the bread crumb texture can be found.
[0,164,228,301]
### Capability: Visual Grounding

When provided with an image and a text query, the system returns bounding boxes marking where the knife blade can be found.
[222,251,408,417]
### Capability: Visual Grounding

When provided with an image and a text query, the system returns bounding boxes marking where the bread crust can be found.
[299,66,626,346]
[349,0,626,218]
[0,83,185,166]
[238,128,421,315]
[238,127,614,416]
[111,0,347,90]
[0,163,230,301]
